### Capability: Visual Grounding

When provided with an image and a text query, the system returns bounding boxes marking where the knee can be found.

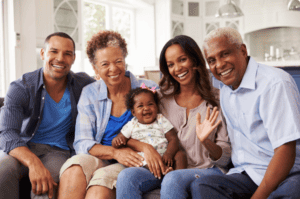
[0,154,20,179]
[190,175,215,191]
[117,168,136,183]
[161,171,181,187]
[61,165,84,178]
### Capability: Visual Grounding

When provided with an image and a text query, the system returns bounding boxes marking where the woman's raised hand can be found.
[196,107,222,143]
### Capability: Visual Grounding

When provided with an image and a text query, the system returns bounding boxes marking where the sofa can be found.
[0,97,160,199]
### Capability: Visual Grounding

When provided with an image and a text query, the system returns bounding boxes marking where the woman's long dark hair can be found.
[159,35,218,107]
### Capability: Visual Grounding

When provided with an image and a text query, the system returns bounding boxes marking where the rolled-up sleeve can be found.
[210,110,231,168]
[0,82,28,153]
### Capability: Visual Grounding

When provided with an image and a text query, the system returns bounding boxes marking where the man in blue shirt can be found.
[0,32,95,199]
[191,27,300,198]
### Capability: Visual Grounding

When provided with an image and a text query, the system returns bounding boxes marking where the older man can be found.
[191,27,300,198]
[0,32,95,199]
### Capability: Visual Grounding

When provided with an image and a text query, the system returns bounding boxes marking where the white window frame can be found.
[78,0,135,76]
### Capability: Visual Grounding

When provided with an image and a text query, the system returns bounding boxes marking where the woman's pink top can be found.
[159,92,231,172]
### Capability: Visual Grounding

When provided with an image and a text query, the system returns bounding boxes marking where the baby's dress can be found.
[121,113,174,165]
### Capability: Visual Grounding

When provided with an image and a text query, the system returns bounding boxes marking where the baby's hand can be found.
[162,152,173,167]
[112,134,127,148]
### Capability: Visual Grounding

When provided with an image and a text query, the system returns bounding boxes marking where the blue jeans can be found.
[191,171,300,199]
[116,167,223,199]
[160,167,223,199]
[116,167,162,199]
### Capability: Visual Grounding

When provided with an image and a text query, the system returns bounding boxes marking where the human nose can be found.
[56,52,64,62]
[174,62,182,72]
[215,58,226,70]
[109,62,118,71]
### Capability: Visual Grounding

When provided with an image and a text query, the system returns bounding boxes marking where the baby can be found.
[112,84,186,174]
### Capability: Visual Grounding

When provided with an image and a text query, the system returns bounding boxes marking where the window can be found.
[0,0,5,97]
[78,0,134,76]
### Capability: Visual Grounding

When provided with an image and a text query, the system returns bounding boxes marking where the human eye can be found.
[180,57,187,62]
[223,51,230,57]
[101,63,109,68]
[167,63,173,68]
[207,59,215,65]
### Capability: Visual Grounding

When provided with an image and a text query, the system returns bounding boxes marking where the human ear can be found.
[40,48,45,61]
[241,44,248,57]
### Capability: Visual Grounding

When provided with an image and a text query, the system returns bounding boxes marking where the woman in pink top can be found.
[116,35,231,199]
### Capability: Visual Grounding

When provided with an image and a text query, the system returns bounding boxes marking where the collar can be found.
[98,70,132,100]
[40,67,75,89]
[213,57,258,91]
[236,57,257,91]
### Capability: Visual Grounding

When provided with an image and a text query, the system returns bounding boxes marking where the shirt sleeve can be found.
[73,88,100,154]
[210,109,232,169]
[260,80,300,149]
[157,114,174,134]
[121,119,134,139]
[0,81,28,153]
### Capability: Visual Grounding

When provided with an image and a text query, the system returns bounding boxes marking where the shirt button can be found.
[43,86,45,89]
[38,116,40,119]
[42,97,45,100]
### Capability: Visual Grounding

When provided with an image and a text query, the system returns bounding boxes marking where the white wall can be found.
[13,0,37,79]
[133,3,156,75]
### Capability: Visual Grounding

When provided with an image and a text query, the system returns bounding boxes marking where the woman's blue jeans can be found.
[116,166,223,199]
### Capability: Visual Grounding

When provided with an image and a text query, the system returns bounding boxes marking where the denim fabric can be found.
[160,167,223,199]
[116,167,162,199]
[190,172,258,199]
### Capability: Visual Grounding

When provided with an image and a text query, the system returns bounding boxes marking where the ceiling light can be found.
[288,0,300,11]
[215,0,244,18]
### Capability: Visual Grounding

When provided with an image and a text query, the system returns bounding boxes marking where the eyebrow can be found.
[49,48,74,54]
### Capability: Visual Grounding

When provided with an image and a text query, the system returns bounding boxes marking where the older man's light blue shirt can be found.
[213,57,300,185]
[74,71,158,154]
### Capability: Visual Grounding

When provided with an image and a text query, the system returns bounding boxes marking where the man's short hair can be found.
[44,32,75,53]
[203,27,243,50]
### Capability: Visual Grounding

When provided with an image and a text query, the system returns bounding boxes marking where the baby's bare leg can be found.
[173,150,187,170]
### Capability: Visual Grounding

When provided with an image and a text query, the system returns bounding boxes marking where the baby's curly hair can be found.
[125,87,159,111]
[86,30,128,65]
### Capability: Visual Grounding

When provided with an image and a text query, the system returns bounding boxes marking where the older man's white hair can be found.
[203,27,243,50]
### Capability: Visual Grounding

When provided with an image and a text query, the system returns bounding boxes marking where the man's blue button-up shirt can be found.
[213,57,300,185]
[0,68,95,153]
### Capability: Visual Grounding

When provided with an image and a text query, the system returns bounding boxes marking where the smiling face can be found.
[204,36,248,90]
[165,44,196,87]
[132,92,158,124]
[41,36,75,81]
[93,46,126,87]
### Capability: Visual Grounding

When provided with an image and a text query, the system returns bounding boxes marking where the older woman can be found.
[116,35,231,199]
[57,30,157,199]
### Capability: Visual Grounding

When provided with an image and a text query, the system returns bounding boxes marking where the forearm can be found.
[251,141,296,199]
[9,146,42,168]
[201,139,222,160]
[164,138,179,158]
[127,138,153,152]
[88,144,117,160]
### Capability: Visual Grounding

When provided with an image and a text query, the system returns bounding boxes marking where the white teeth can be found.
[53,65,64,69]
[221,69,232,76]
[178,71,188,78]
[110,75,119,78]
